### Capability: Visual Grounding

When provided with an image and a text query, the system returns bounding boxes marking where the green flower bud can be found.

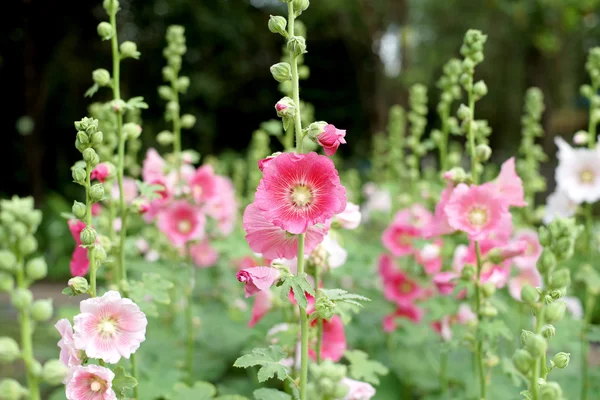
[542,324,555,339]
[30,360,42,378]
[475,144,492,161]
[103,0,120,13]
[11,288,33,311]
[521,284,539,305]
[275,97,296,118]
[270,62,292,83]
[67,277,89,296]
[31,299,53,322]
[457,104,472,120]
[80,227,97,246]
[581,84,594,98]
[0,337,20,363]
[94,245,107,263]
[537,250,556,274]
[298,65,310,79]
[82,148,99,166]
[525,334,547,357]
[0,250,16,271]
[521,330,534,346]
[97,22,113,40]
[549,268,570,290]
[92,69,111,87]
[176,76,190,93]
[162,66,175,81]
[76,131,89,146]
[480,304,498,317]
[512,349,534,375]
[158,86,174,101]
[268,15,287,37]
[89,184,105,203]
[166,101,179,114]
[473,80,488,98]
[89,131,103,146]
[72,201,86,219]
[120,41,140,59]
[461,264,476,280]
[545,301,566,323]
[42,359,69,386]
[552,352,570,369]
[0,272,14,292]
[180,114,196,129]
[18,236,38,256]
[156,130,174,145]
[25,257,47,281]
[287,36,307,56]
[539,381,563,400]
[293,0,310,15]
[481,282,496,298]
[0,378,27,400]
[72,167,87,185]
[123,122,142,139]
[11,223,28,239]
[319,377,334,393]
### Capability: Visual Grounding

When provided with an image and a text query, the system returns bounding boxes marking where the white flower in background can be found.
[543,190,578,224]
[554,137,600,203]
[334,202,362,230]
[321,233,348,269]
[361,183,392,221]
[563,296,583,319]
[342,377,376,400]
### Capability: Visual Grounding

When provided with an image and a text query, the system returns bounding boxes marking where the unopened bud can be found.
[90,131,103,146]
[525,334,547,357]
[480,304,498,317]
[512,349,533,374]
[473,80,488,98]
[574,130,589,145]
[457,104,471,120]
[520,330,534,346]
[18,236,37,256]
[0,250,16,271]
[268,15,287,37]
[461,264,476,280]
[92,69,111,87]
[80,227,97,246]
[11,288,33,311]
[0,337,20,363]
[72,201,86,219]
[156,130,174,145]
[72,167,87,185]
[481,282,496,298]
[162,66,175,81]
[521,284,539,305]
[292,0,310,15]
[123,122,142,139]
[158,86,173,100]
[537,249,556,274]
[66,277,89,296]
[0,378,27,400]
[475,144,492,161]
[25,257,47,281]
[94,245,107,263]
[120,41,140,59]
[275,97,296,118]
[539,381,563,400]
[166,101,179,114]
[0,272,14,292]
[89,184,105,203]
[76,131,89,146]
[42,359,69,386]
[82,148,99,166]
[542,324,556,339]
[287,36,307,56]
[180,114,196,129]
[270,62,292,83]
[552,352,570,369]
[31,299,53,322]
[545,301,566,323]
[97,22,113,40]
[549,269,570,290]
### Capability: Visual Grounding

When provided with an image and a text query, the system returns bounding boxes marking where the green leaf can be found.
[480,319,513,341]
[260,120,283,137]
[136,180,165,201]
[234,346,290,383]
[85,83,99,98]
[344,350,389,385]
[279,274,314,309]
[501,357,528,387]
[169,381,217,400]
[253,388,291,400]
[126,96,149,110]
[128,273,174,317]
[313,288,370,322]
[215,396,249,400]
[112,366,138,398]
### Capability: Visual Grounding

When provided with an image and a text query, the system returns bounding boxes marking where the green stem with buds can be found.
[466,80,478,182]
[581,290,596,400]
[474,241,486,400]
[531,304,545,400]
[439,108,450,173]
[85,161,97,298]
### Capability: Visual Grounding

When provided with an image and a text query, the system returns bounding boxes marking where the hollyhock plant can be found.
[68,219,89,277]
[341,377,376,400]
[243,202,329,260]
[334,202,362,230]
[73,291,148,364]
[237,267,281,297]
[309,315,347,362]
[254,152,346,234]
[157,200,205,247]
[55,319,82,373]
[453,241,511,288]
[316,124,347,156]
[432,271,458,295]
[381,219,421,257]
[188,164,218,205]
[65,365,117,400]
[554,136,600,203]
[508,268,542,301]
[189,240,219,268]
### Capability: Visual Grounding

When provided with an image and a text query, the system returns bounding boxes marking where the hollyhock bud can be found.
[158,85,173,100]
[76,131,89,146]
[97,21,113,40]
[549,268,570,289]
[0,250,16,271]
[18,236,37,256]
[473,80,488,98]
[461,264,476,280]
[181,114,196,129]
[270,62,292,82]
[25,257,47,281]
[0,378,27,400]
[123,122,142,139]
[480,304,498,317]
[31,299,53,322]
[67,277,89,295]
[156,130,174,145]
[512,349,534,374]
[0,337,20,363]
[90,184,105,202]
[520,330,534,346]
[0,272,14,292]
[166,101,179,114]
[525,334,547,357]
[457,104,472,120]
[539,381,563,400]
[481,282,496,298]
[82,148,99,166]
[443,167,467,183]
[542,324,556,339]
[120,41,140,59]
[268,15,287,37]
[80,227,97,246]
[11,288,33,311]
[552,352,570,369]
[72,167,87,185]
[176,76,190,93]
[90,164,110,183]
[95,245,107,263]
[573,130,589,145]
[537,250,556,274]
[293,0,310,15]
[72,201,86,219]
[287,36,307,56]
[475,144,492,161]
[41,359,69,386]
[92,69,111,87]
[275,97,295,118]
[314,124,347,156]
[236,267,280,297]
[521,284,538,305]
[545,301,566,323]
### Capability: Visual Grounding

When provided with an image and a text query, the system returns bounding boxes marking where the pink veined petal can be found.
[248,290,273,328]
[495,157,526,207]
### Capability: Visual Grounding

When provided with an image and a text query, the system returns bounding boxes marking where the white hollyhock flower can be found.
[321,233,347,269]
[554,137,600,203]
[543,190,577,224]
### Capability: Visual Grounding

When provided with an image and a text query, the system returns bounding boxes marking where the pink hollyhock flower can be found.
[111,177,139,205]
[66,365,117,400]
[382,304,424,332]
[508,268,542,301]
[258,153,280,172]
[342,377,376,400]
[334,202,361,230]
[142,148,167,183]
[90,163,110,183]
[416,241,443,274]
[512,230,542,269]
[431,316,453,341]
[309,315,346,362]
[254,152,346,234]
[157,200,205,247]
[381,220,420,257]
[457,303,477,324]
[444,183,511,241]
[188,165,218,205]
[243,202,328,260]
[91,203,102,216]
[424,183,455,238]
[492,158,526,207]
[68,220,89,277]
[73,291,147,364]
[236,267,281,297]
[190,240,219,268]
[377,253,397,280]
[204,176,238,235]
[317,124,347,156]
[248,290,273,328]
[236,256,259,270]
[433,271,458,295]
[55,319,82,374]
[382,269,424,307]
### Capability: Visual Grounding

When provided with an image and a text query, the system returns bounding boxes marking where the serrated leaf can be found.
[344,350,389,385]
[253,388,291,400]
[85,83,99,98]
[112,366,138,398]
[234,346,290,383]
[169,381,217,400]
[279,274,314,309]
[136,180,165,201]
[126,96,149,109]
[128,273,174,318]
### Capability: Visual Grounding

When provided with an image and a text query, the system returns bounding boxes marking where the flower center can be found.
[178,220,192,234]
[291,185,312,207]
[468,207,488,227]
[580,169,595,184]
[193,185,203,198]
[400,282,413,294]
[90,377,107,393]
[97,318,118,337]
[397,234,412,246]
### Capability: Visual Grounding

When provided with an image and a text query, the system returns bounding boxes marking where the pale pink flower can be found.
[457,303,477,324]
[416,241,443,274]
[236,267,281,297]
[249,290,273,328]
[188,165,218,205]
[509,267,542,301]
[512,230,542,269]
[309,315,346,362]
[564,296,583,319]
[445,183,511,241]
[554,136,600,203]
[432,272,458,295]
[342,377,376,400]
[135,238,149,254]
[190,240,219,268]
[66,365,117,400]
[112,218,122,232]
[424,183,455,238]
[361,183,392,221]
[111,177,138,205]
[254,152,346,234]
[382,304,424,332]
[454,240,511,288]
[73,291,147,364]
[68,220,89,277]
[574,131,589,145]
[145,250,159,262]
[55,319,82,375]
[493,157,526,207]
[157,200,205,246]
[91,203,102,216]
[204,176,238,235]
[320,233,347,269]
[334,202,361,230]
[243,202,328,260]
[91,163,110,183]
[317,124,347,156]
[142,148,167,183]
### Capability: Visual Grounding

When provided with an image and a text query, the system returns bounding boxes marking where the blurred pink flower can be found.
[248,290,273,328]
[492,157,526,207]
[189,165,218,205]
[432,271,458,295]
[237,267,280,297]
[424,183,455,238]
[382,304,424,332]
[381,205,432,257]
[317,124,347,156]
[342,377,376,400]
[91,203,102,216]
[334,202,361,230]
[205,176,238,235]
[381,268,425,307]
[454,240,511,288]
[512,230,542,269]
[508,268,542,301]
[190,240,219,268]
[73,291,147,364]
[157,200,205,246]
[416,241,443,274]
[90,163,110,183]
[142,148,167,183]
[66,364,116,400]
[431,316,453,341]
[309,315,346,362]
[112,177,138,204]
[68,219,89,277]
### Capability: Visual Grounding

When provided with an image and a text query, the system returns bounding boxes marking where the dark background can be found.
[3,0,600,205]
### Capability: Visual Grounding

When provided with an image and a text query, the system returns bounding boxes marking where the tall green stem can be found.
[474,242,486,400]
[185,245,196,384]
[315,263,322,364]
[581,291,596,400]
[297,234,308,400]
[531,304,545,400]
[85,162,97,297]
[440,347,448,398]
[466,80,478,182]
[439,108,450,173]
